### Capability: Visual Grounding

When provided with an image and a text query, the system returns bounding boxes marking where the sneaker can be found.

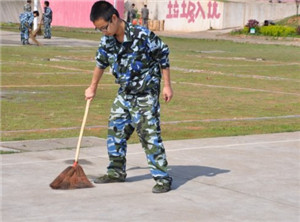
[93,174,125,184]
[152,183,171,193]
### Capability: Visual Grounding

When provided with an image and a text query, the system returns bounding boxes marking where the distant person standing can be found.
[141,4,149,28]
[43,1,52,39]
[24,0,32,12]
[129,3,136,23]
[126,6,131,22]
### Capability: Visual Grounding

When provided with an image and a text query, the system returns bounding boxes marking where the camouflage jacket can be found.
[19,12,34,27]
[43,7,52,22]
[95,21,170,95]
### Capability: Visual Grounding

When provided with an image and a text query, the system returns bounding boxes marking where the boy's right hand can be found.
[85,86,96,100]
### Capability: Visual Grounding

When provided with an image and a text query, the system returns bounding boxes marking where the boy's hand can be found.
[85,86,96,100]
[163,85,173,103]
[85,67,104,100]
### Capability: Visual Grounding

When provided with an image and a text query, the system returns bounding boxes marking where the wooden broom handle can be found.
[74,99,91,162]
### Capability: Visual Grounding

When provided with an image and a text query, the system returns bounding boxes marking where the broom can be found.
[29,30,41,46]
[30,17,43,46]
[50,99,94,189]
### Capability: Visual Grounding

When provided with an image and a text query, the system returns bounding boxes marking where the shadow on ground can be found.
[125,165,230,189]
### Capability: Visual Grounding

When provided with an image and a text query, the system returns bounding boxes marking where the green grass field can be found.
[1,25,300,143]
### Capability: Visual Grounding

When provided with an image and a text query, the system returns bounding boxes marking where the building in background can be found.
[145,0,297,31]
[49,0,124,28]
[0,0,297,31]
[0,0,124,28]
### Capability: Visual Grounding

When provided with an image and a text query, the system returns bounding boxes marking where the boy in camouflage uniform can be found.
[43,1,52,39]
[85,1,173,193]
[23,0,32,12]
[19,10,39,45]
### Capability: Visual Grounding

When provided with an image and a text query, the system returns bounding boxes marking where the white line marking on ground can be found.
[2,139,300,166]
[1,84,88,88]
[178,82,300,96]
[1,83,115,88]
[2,81,298,96]
[163,139,300,153]
[1,116,299,133]
[172,66,300,82]
[162,115,300,124]
[1,115,299,133]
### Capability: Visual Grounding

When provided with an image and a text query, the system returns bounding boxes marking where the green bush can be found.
[243,26,249,33]
[230,27,249,35]
[237,27,250,34]
[241,26,251,34]
[260,25,296,37]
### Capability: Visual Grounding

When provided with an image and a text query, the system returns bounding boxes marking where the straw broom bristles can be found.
[50,99,94,190]
[50,162,94,189]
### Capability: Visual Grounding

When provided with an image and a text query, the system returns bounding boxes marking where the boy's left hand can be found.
[163,85,173,103]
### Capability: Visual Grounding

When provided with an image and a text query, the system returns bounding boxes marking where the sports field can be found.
[1,29,300,142]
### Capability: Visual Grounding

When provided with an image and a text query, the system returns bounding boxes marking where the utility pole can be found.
[33,0,38,30]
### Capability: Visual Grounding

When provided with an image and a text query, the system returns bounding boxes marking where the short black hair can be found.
[33,11,40,16]
[33,10,39,16]
[44,1,49,6]
[90,0,119,22]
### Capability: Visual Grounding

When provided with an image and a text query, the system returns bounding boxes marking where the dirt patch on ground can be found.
[286,16,300,26]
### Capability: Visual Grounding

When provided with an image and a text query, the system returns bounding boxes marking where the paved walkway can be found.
[0,30,99,47]
[1,132,300,222]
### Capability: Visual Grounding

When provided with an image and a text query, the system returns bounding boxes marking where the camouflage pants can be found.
[20,24,29,44]
[106,92,172,185]
[44,21,51,38]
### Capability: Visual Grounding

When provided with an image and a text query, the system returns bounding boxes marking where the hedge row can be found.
[232,19,300,37]
[252,25,297,37]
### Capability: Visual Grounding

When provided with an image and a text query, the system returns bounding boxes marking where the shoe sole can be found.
[152,187,171,193]
[93,179,125,184]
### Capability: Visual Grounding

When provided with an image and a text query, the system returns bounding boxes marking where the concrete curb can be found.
[2,132,300,221]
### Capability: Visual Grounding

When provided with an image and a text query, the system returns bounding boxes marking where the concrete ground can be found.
[1,132,300,222]
[0,30,99,47]
[1,30,300,221]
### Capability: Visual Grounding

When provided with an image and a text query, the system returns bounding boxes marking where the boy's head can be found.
[33,10,39,17]
[90,1,119,22]
[90,1,121,36]
[27,0,32,3]
[44,1,49,7]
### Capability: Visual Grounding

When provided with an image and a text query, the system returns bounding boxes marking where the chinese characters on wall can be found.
[166,0,221,23]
